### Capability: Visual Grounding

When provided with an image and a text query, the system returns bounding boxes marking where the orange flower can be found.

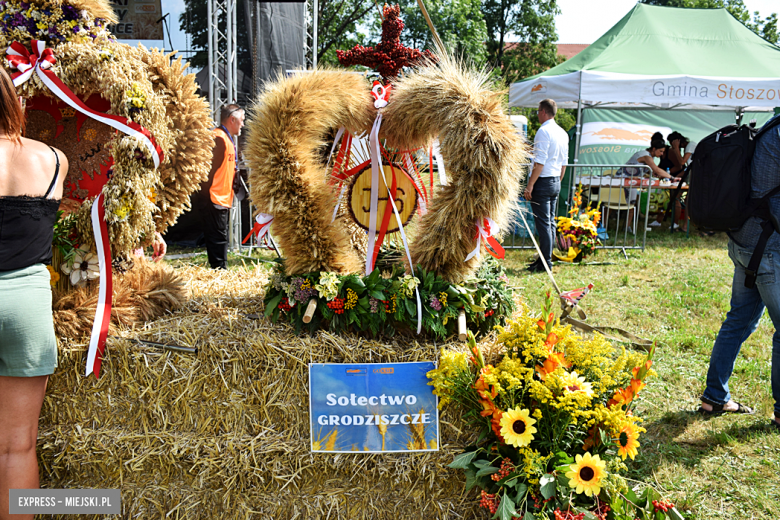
[536,351,571,380]
[609,386,635,407]
[629,378,646,396]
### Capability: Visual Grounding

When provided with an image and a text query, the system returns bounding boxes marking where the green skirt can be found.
[0,264,58,377]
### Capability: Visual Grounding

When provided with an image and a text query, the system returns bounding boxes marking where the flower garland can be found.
[555,185,601,262]
[0,0,114,46]
[1,0,213,262]
[427,293,683,520]
[263,259,515,339]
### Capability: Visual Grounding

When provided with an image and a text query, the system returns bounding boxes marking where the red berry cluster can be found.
[485,309,495,317]
[553,510,585,520]
[327,297,346,314]
[478,490,499,514]
[591,502,611,520]
[532,493,553,509]
[490,457,515,481]
[278,297,292,312]
[652,500,675,514]
[336,4,436,80]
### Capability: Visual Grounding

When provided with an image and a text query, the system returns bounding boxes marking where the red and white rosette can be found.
[464,218,505,262]
[6,40,164,167]
[242,213,274,244]
[85,193,113,378]
[7,41,165,378]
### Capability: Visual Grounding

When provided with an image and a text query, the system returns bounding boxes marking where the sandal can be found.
[697,397,754,416]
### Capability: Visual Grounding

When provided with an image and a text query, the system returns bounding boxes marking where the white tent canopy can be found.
[509,4,780,112]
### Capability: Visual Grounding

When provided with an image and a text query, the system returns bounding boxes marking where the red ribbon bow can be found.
[6,40,56,84]
[6,40,164,168]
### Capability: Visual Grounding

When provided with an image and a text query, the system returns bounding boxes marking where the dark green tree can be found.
[395,0,489,66]
[640,0,778,43]
[314,0,376,66]
[178,0,252,74]
[482,0,562,84]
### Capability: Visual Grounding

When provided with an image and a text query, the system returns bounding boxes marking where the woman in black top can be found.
[0,66,68,520]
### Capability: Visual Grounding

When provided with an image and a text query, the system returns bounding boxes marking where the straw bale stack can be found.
[39,264,487,519]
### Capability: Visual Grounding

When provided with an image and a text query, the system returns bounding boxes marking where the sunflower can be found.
[615,422,640,460]
[565,452,606,497]
[499,407,536,447]
[559,371,594,397]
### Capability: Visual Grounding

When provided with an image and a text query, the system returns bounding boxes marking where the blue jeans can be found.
[529,177,560,265]
[703,239,780,416]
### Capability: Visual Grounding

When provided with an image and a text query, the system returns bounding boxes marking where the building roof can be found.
[556,44,589,60]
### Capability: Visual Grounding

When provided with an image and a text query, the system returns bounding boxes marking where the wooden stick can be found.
[458,309,467,342]
[303,299,318,323]
[112,336,198,354]
[416,0,446,54]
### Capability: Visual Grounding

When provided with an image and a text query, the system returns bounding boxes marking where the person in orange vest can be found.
[196,103,245,269]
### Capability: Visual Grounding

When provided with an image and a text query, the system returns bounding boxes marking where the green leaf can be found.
[523,512,536,520]
[471,304,487,313]
[448,451,477,469]
[472,459,490,468]
[666,507,685,520]
[514,483,528,504]
[464,468,478,491]
[475,465,500,477]
[264,293,283,317]
[404,297,416,317]
[492,493,516,520]
[540,473,556,500]
[369,290,385,300]
[496,475,518,488]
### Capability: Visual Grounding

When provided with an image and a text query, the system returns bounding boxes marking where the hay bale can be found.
[40,264,486,519]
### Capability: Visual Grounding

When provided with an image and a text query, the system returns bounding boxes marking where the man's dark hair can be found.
[220,103,243,123]
[539,99,557,117]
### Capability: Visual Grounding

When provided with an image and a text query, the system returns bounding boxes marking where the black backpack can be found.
[688,115,780,287]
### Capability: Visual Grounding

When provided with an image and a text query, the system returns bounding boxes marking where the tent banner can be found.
[583,72,780,108]
[511,72,780,109]
[574,108,774,166]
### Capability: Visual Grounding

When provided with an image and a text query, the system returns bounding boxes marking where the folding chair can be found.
[600,187,638,233]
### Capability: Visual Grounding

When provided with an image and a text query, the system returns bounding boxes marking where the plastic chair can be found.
[600,187,638,233]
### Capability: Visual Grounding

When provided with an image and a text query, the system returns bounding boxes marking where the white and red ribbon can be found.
[85,193,113,378]
[464,217,505,262]
[7,41,165,378]
[431,138,447,186]
[363,82,420,333]
[242,213,274,244]
[7,40,164,168]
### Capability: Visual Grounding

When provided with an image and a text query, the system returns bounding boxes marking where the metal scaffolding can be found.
[207,0,237,121]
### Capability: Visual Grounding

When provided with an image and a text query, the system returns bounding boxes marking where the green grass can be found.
[162,231,779,518]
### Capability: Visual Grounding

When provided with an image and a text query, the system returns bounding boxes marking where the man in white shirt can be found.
[524,98,569,272]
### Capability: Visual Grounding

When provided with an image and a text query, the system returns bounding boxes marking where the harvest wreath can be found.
[246,5,525,338]
[2,0,213,345]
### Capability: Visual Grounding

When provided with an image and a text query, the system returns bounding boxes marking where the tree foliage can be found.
[395,0,489,66]
[314,0,376,66]
[178,0,252,74]
[640,0,778,43]
[482,0,562,84]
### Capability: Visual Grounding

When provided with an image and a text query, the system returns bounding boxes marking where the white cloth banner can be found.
[510,71,780,109]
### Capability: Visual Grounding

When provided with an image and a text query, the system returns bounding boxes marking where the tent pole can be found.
[573,71,583,165]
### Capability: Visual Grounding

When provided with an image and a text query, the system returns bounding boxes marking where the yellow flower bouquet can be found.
[555,185,601,262]
[428,293,681,520]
